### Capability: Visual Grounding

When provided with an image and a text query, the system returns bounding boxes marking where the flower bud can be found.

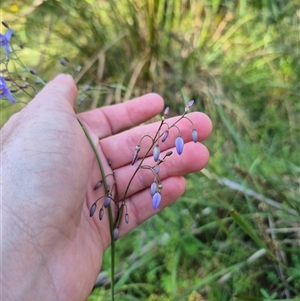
[152,192,161,210]
[125,213,129,224]
[104,196,111,208]
[2,21,9,28]
[161,131,169,142]
[166,151,173,157]
[153,145,160,162]
[99,208,104,220]
[175,136,184,155]
[154,165,160,174]
[150,182,157,196]
[192,129,198,143]
[60,58,68,66]
[94,180,102,190]
[113,228,119,241]
[163,107,169,117]
[185,100,194,110]
[132,145,141,165]
[89,203,97,217]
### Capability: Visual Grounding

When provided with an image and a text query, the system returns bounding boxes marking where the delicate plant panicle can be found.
[89,101,198,240]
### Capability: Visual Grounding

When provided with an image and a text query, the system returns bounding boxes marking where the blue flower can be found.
[0,28,13,55]
[152,192,161,210]
[175,136,184,155]
[0,76,15,103]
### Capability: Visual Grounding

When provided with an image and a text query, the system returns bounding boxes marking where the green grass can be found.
[2,0,300,300]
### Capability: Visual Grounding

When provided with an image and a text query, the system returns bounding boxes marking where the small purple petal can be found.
[175,136,184,155]
[192,129,198,143]
[0,76,16,103]
[153,145,160,162]
[152,192,161,210]
[150,182,157,196]
[89,203,97,217]
[161,131,169,142]
[5,28,14,40]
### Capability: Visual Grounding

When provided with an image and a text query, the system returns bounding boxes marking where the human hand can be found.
[1,74,212,301]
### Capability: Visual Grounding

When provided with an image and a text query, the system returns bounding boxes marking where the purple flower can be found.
[161,131,169,142]
[153,145,160,162]
[0,76,15,103]
[0,28,13,55]
[175,136,184,155]
[192,129,198,143]
[152,192,161,210]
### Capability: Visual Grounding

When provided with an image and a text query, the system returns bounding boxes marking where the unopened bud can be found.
[94,180,102,190]
[89,203,97,217]
[113,228,119,241]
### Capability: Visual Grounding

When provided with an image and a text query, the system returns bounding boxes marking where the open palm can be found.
[2,74,212,301]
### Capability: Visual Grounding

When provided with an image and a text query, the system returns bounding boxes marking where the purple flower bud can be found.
[153,145,160,162]
[94,180,102,190]
[60,57,68,66]
[113,228,119,241]
[152,192,161,210]
[99,208,104,220]
[125,213,129,224]
[163,107,169,116]
[132,145,141,165]
[89,203,97,217]
[2,21,9,29]
[161,131,169,142]
[192,129,198,143]
[185,100,194,110]
[154,165,160,174]
[166,151,173,157]
[150,182,157,196]
[29,68,37,75]
[103,196,111,208]
[175,136,184,155]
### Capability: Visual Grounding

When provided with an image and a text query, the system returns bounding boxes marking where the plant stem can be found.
[77,118,115,301]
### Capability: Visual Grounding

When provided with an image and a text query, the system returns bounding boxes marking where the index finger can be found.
[77,93,164,138]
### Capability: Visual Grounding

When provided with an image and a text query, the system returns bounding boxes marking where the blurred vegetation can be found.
[1,0,300,300]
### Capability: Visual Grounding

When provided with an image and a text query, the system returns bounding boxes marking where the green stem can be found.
[77,118,115,301]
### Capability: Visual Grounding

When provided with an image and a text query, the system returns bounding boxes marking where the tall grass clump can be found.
[2,0,299,300]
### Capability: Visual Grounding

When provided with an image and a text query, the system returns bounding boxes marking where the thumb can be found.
[35,74,78,108]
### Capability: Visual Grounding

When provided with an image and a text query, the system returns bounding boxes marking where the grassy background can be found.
[1,0,300,300]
